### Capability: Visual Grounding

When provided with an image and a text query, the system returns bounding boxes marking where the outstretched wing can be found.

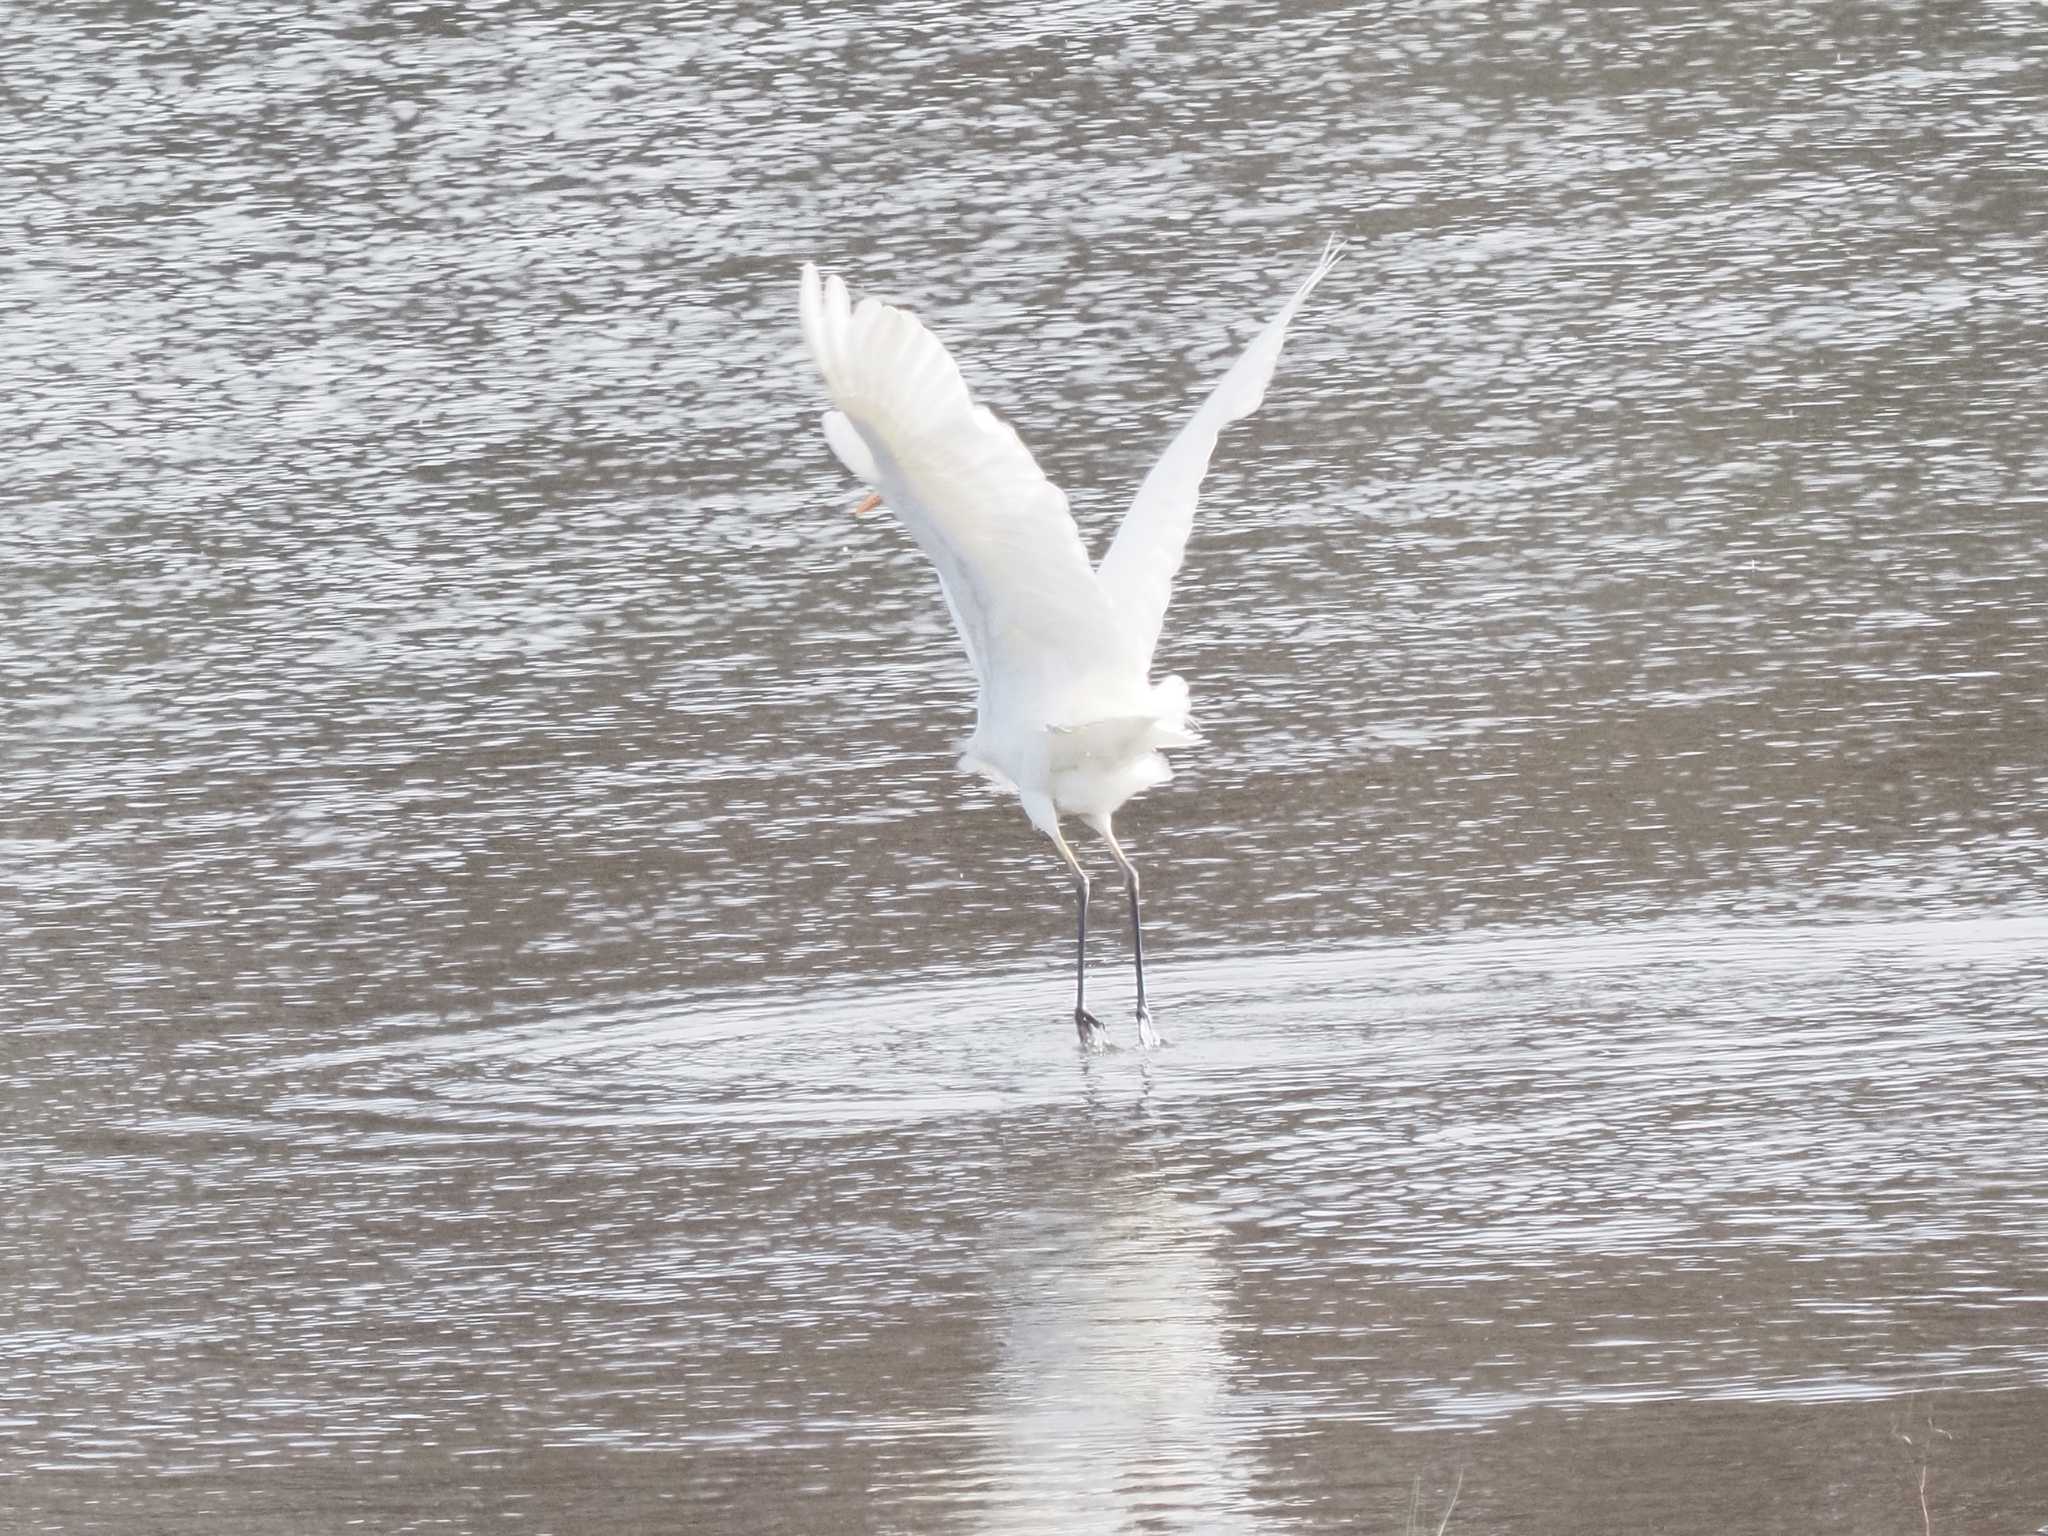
[798,262,1136,710]
[1096,239,1345,671]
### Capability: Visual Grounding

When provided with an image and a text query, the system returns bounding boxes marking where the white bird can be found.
[798,241,1343,1049]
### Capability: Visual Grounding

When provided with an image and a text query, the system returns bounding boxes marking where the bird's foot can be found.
[1075,1006,1109,1051]
[1135,1007,1163,1051]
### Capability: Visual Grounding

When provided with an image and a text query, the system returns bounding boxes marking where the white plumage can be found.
[798,241,1343,1047]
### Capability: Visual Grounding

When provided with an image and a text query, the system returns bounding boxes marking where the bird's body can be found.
[799,242,1342,1047]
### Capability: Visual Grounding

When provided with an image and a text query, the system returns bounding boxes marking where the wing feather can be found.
[798,262,1137,719]
[1096,239,1345,669]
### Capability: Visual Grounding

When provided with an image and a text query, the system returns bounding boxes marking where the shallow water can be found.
[6,0,2048,1531]
[11,917,2048,1532]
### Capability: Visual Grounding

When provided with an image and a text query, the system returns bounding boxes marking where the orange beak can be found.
[852,491,882,517]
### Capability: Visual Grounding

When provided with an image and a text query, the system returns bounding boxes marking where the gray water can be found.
[6,1,2048,1532]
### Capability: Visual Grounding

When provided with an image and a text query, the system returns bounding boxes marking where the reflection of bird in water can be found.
[798,243,1343,1049]
[978,1180,1261,1534]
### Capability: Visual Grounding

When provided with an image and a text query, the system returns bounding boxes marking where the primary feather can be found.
[1097,236,1347,671]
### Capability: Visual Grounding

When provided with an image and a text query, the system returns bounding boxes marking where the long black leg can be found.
[1099,822,1160,1048]
[1047,822,1104,1047]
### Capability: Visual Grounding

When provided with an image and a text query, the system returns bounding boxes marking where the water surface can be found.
[6,1,2047,1531]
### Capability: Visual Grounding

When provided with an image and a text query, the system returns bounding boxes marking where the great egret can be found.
[799,241,1343,1048]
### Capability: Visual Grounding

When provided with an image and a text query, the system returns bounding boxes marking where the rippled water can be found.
[7,0,2047,1531]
